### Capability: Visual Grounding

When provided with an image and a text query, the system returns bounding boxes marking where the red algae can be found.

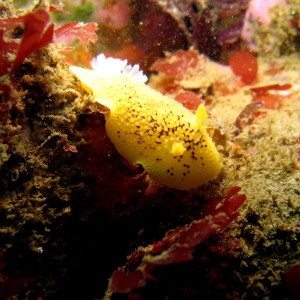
[150,49,199,80]
[228,50,258,84]
[250,83,292,96]
[0,10,54,76]
[0,275,36,300]
[77,114,144,210]
[250,84,292,109]
[55,21,98,44]
[233,101,265,136]
[107,187,246,295]
[285,265,300,300]
[174,91,203,112]
[0,8,97,76]
[110,270,145,294]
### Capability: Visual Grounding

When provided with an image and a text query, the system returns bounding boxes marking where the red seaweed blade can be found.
[55,22,98,44]
[0,9,98,77]
[108,187,247,294]
[0,10,54,76]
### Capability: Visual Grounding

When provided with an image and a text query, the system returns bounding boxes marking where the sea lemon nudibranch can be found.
[71,54,222,190]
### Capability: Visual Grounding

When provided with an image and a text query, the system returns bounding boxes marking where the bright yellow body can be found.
[71,66,222,190]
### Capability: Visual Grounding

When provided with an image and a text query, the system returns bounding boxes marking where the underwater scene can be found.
[1,0,300,299]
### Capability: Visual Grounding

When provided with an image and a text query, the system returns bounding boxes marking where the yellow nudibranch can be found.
[71,54,222,190]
